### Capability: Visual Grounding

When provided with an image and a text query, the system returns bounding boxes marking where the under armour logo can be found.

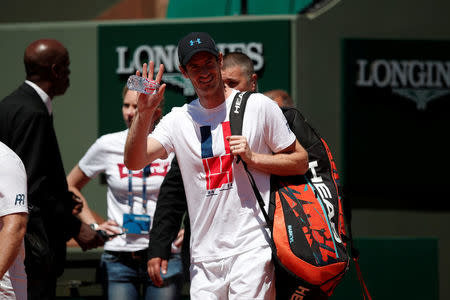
[189,38,202,46]
[15,194,25,205]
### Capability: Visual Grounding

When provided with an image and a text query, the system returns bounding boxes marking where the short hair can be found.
[264,89,294,108]
[223,52,255,81]
[122,84,130,100]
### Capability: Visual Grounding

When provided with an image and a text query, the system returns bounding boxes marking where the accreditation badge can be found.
[122,213,151,235]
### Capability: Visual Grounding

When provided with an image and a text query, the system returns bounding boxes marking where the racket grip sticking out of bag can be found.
[127,75,160,95]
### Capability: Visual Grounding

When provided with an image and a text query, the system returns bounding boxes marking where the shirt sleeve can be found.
[257,94,296,153]
[149,110,177,155]
[0,152,28,217]
[78,137,108,178]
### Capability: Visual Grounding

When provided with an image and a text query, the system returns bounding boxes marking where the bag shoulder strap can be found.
[229,91,272,227]
[229,91,251,135]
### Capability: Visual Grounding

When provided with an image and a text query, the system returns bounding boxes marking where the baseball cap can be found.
[177,32,219,66]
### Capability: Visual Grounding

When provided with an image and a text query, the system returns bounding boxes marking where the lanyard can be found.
[127,164,151,213]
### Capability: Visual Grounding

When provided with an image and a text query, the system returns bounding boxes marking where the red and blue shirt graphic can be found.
[200,121,233,194]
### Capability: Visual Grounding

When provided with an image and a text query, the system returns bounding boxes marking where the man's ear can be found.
[251,73,258,92]
[51,63,59,78]
[179,65,189,78]
[218,52,223,68]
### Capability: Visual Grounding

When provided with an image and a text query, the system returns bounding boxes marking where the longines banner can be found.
[98,20,292,136]
[343,39,450,210]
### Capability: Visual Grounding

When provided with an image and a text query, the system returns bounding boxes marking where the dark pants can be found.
[27,276,57,300]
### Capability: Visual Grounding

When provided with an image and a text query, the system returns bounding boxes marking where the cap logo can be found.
[189,38,202,46]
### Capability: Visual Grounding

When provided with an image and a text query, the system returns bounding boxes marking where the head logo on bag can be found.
[230,91,350,299]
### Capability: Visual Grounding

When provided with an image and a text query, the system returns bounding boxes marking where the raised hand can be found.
[136,61,166,115]
[124,61,168,170]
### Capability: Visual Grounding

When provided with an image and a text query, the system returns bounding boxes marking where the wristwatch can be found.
[89,223,99,230]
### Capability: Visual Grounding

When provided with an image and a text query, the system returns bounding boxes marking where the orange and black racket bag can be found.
[230,92,351,299]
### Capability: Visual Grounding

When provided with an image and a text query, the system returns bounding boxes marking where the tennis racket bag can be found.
[229,92,350,299]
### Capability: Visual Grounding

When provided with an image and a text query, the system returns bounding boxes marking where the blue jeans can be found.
[101,251,184,300]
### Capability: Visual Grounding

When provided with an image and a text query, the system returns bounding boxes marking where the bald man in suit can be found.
[0,39,105,300]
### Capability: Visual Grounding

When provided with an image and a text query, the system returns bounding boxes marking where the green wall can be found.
[295,1,450,299]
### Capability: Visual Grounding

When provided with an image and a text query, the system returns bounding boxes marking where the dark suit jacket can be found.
[148,155,190,278]
[0,82,81,278]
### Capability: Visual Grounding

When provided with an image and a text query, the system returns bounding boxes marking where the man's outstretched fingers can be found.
[157,84,166,98]
[142,63,148,78]
[148,61,155,80]
[156,63,165,83]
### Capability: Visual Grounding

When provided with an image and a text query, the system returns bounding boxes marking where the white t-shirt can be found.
[151,90,295,263]
[0,141,28,300]
[78,129,174,252]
